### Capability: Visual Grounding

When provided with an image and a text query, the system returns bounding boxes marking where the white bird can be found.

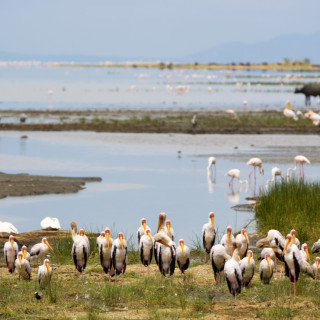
[71,222,90,273]
[265,167,283,190]
[4,235,19,273]
[207,156,216,177]
[191,115,197,128]
[0,221,19,235]
[283,101,298,121]
[259,253,275,284]
[38,259,52,288]
[111,232,127,284]
[247,157,264,182]
[139,229,154,270]
[243,100,248,111]
[312,238,320,253]
[98,227,114,280]
[154,232,176,277]
[299,243,314,277]
[235,228,250,259]
[210,244,231,284]
[97,231,105,251]
[286,155,311,180]
[15,252,31,280]
[40,217,61,230]
[154,212,167,266]
[239,250,255,288]
[30,237,54,265]
[137,218,150,246]
[21,245,30,262]
[313,257,320,278]
[224,242,242,300]
[176,239,190,279]
[166,220,174,241]
[202,212,216,254]
[282,234,303,296]
[225,169,248,187]
[226,109,239,121]
[221,226,235,256]
[256,229,285,261]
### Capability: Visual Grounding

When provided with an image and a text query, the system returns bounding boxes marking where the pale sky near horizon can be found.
[0,0,319,58]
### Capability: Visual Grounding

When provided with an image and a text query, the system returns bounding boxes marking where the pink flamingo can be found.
[247,157,264,182]
[225,169,248,187]
[286,155,310,180]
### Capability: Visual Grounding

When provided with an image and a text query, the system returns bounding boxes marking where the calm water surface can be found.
[0,132,319,246]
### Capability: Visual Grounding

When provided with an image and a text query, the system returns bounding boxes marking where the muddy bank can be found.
[0,109,319,134]
[0,172,101,199]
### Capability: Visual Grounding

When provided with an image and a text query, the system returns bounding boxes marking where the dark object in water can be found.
[294,84,320,106]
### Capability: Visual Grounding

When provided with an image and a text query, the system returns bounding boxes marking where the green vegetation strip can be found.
[255,180,320,243]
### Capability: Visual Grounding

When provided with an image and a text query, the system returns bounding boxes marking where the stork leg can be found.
[294,274,296,297]
[121,263,124,287]
[289,273,292,296]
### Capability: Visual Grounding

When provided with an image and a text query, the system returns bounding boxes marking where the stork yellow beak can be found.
[274,250,277,268]
[210,217,214,231]
[247,253,251,264]
[292,233,296,244]
[157,218,162,233]
[120,236,124,250]
[238,256,240,261]
[142,222,146,231]
[180,243,185,256]
[107,233,110,248]
[45,240,54,252]
[19,255,22,263]
[316,261,319,277]
[282,239,290,257]
[261,244,278,249]
[305,248,311,264]
[267,256,272,273]
[227,231,231,246]
[23,250,27,259]
[166,224,170,235]
[147,233,153,242]
[46,264,50,274]
[287,101,291,109]
[244,231,250,245]
[158,239,171,248]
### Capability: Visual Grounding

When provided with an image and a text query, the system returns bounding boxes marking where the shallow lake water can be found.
[0,131,319,247]
[0,65,320,113]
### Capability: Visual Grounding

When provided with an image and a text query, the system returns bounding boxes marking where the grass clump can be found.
[255,179,320,243]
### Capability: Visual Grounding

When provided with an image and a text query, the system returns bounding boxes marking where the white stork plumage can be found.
[259,253,274,284]
[312,238,320,253]
[154,212,167,266]
[282,234,303,296]
[283,101,298,121]
[71,222,90,273]
[139,229,153,271]
[137,218,150,246]
[202,212,216,254]
[154,232,176,277]
[4,235,19,273]
[299,243,314,278]
[98,228,115,279]
[38,259,52,288]
[286,155,310,180]
[210,244,231,284]
[224,242,242,300]
[111,232,127,284]
[221,226,235,256]
[256,229,285,261]
[176,239,190,279]
[30,237,54,265]
[15,251,31,280]
[239,250,255,288]
[235,228,250,259]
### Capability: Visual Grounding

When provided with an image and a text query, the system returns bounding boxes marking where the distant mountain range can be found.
[1,31,319,64]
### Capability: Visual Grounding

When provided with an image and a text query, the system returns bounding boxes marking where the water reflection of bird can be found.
[207,174,215,194]
[226,186,240,203]
[207,156,216,178]
[286,155,310,180]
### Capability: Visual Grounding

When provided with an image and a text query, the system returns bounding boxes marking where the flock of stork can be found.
[1,153,319,303]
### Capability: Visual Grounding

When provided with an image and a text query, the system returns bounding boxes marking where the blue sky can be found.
[0,0,319,58]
